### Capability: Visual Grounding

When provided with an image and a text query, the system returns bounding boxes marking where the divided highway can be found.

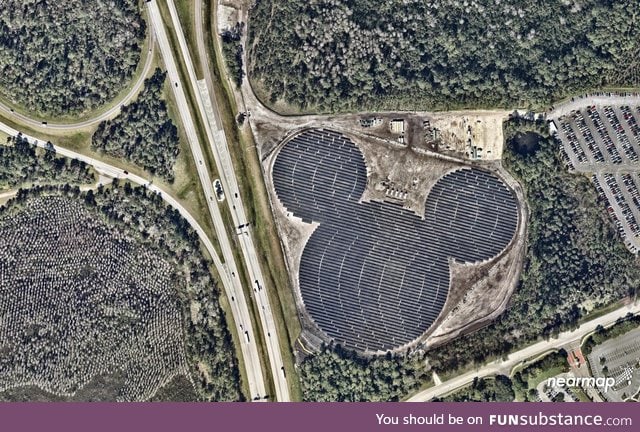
[191,0,290,401]
[146,0,269,400]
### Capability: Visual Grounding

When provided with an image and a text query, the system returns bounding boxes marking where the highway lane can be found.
[166,0,290,401]
[0,16,156,131]
[407,301,640,402]
[0,119,265,400]
[146,0,267,400]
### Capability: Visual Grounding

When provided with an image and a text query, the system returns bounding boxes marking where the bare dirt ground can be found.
[252,110,510,163]
[216,0,241,32]
[352,134,465,217]
[428,110,511,160]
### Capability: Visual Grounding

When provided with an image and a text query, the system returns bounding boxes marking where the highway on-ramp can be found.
[0,18,156,132]
[407,301,640,402]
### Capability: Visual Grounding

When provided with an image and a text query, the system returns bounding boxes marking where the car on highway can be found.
[214,179,225,201]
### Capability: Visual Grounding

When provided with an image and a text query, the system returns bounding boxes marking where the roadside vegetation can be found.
[221,23,245,88]
[434,376,515,402]
[512,350,569,401]
[1,134,94,190]
[299,344,428,401]
[0,0,144,116]
[583,315,640,355]
[248,0,639,112]
[92,69,180,182]
[0,177,241,400]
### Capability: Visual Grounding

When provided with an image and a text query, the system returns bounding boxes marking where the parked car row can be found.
[603,173,640,236]
[602,106,638,162]
[560,121,589,163]
[621,173,640,213]
[573,111,606,163]
[587,106,623,164]
[621,105,640,149]
[558,141,575,170]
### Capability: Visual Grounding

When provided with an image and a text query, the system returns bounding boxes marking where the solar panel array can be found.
[273,129,519,352]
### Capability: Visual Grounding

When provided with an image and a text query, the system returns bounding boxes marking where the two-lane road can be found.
[0,118,262,401]
[0,19,156,132]
[407,301,640,401]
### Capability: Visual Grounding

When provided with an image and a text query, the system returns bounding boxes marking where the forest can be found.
[92,69,180,182]
[582,315,640,355]
[1,134,95,189]
[299,344,428,401]
[511,350,569,401]
[87,181,242,401]
[221,23,246,88]
[248,0,639,112]
[0,0,144,116]
[433,376,515,402]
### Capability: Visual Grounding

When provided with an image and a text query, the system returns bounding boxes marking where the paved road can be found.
[0,118,266,400]
[194,0,290,401]
[146,0,267,400]
[0,16,155,131]
[407,301,640,401]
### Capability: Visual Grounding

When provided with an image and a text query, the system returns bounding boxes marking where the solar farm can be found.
[271,129,519,353]
[553,105,640,253]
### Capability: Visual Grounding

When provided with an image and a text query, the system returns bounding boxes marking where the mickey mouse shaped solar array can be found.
[273,129,518,353]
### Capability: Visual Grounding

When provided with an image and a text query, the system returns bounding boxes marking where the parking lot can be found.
[553,105,640,252]
[587,327,640,402]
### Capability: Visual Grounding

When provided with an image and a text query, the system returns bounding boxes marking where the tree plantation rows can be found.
[0,195,189,401]
[1,134,94,190]
[0,0,144,116]
[93,181,241,401]
[92,69,180,182]
[248,0,639,112]
[0,184,241,401]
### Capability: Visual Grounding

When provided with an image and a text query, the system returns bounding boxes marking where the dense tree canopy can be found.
[299,345,428,401]
[92,69,180,182]
[249,0,639,112]
[0,0,144,116]
[1,134,94,189]
[434,376,515,402]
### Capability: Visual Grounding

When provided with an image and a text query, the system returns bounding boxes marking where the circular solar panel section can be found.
[272,129,519,352]
[272,129,367,224]
[424,168,519,264]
